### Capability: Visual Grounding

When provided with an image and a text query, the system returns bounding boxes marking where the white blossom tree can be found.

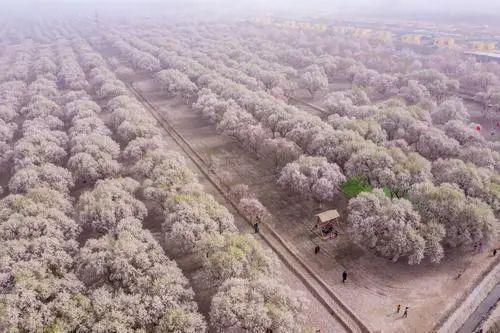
[400,80,430,105]
[408,69,459,102]
[278,155,346,204]
[9,163,74,194]
[410,182,495,249]
[261,137,302,171]
[156,69,198,100]
[200,233,276,283]
[238,197,270,224]
[308,129,368,168]
[76,218,206,332]
[20,95,62,119]
[121,136,166,164]
[415,128,459,160]
[77,177,147,233]
[431,98,469,125]
[459,146,499,170]
[163,191,237,252]
[345,146,395,188]
[299,64,328,98]
[444,120,485,147]
[328,114,387,144]
[324,91,355,116]
[13,130,68,169]
[377,107,429,145]
[0,104,16,122]
[0,261,91,333]
[210,277,306,333]
[347,189,427,264]
[137,149,197,209]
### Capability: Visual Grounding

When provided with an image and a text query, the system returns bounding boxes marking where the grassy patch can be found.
[341,178,396,199]
[382,186,394,198]
[341,177,372,198]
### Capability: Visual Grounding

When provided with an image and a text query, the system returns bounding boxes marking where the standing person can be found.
[314,244,320,254]
[253,222,259,234]
[342,271,347,283]
[396,304,401,314]
[403,306,409,318]
[493,249,497,256]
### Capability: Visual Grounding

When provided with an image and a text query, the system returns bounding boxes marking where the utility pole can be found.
[95,10,100,28]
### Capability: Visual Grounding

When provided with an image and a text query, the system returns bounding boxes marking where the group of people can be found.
[471,243,499,258]
[396,304,410,318]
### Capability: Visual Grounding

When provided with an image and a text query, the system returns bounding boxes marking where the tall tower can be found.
[95,10,100,27]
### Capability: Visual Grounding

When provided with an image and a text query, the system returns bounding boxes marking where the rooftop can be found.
[465,51,500,59]
[314,210,340,223]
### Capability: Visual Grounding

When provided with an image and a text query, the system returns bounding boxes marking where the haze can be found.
[2,0,500,24]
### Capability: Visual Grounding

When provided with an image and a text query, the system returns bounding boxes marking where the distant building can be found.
[465,51,500,62]
[331,26,348,34]
[299,22,313,30]
[353,28,372,37]
[252,17,272,26]
[472,41,496,52]
[402,34,422,45]
[433,37,455,49]
[375,31,393,43]
[313,24,327,32]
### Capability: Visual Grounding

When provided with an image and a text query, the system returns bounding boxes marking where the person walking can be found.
[253,222,259,234]
[342,271,347,283]
[403,306,409,318]
[396,304,401,314]
[493,249,497,257]
[314,244,320,254]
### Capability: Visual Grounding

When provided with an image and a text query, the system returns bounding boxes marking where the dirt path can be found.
[92,47,351,331]
[457,283,500,333]
[127,81,355,333]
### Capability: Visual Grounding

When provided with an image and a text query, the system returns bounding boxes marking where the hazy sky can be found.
[5,0,500,10]
[2,0,499,22]
[2,0,498,9]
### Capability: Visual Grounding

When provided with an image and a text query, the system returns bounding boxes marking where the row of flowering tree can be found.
[78,37,307,332]
[106,25,498,266]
